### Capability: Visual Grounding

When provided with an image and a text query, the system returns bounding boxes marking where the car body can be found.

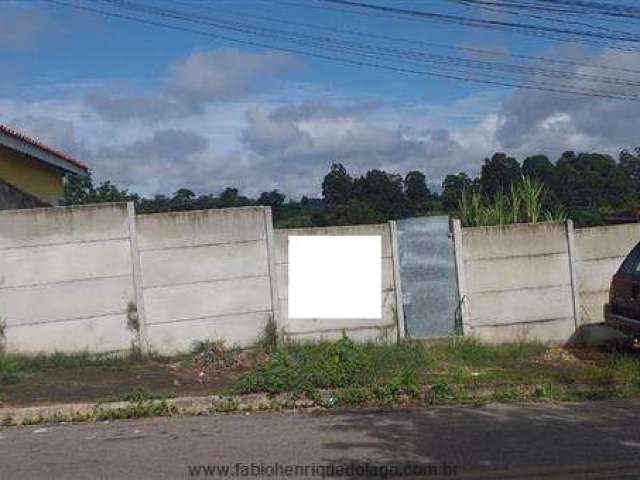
[605,242,640,336]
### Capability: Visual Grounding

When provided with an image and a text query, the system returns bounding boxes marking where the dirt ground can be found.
[0,357,244,408]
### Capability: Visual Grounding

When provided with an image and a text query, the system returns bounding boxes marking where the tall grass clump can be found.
[235,336,431,398]
[457,176,567,227]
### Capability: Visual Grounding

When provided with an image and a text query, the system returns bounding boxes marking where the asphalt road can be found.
[3,400,640,479]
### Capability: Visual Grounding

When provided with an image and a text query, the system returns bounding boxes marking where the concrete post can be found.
[389,220,406,342]
[263,207,283,342]
[451,218,470,334]
[126,202,149,351]
[565,219,582,328]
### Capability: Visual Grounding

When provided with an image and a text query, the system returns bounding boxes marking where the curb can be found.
[0,382,633,427]
[0,392,321,427]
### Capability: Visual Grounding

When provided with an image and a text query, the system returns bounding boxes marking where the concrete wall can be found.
[574,223,640,324]
[0,203,137,353]
[136,207,278,354]
[458,221,577,343]
[274,224,399,343]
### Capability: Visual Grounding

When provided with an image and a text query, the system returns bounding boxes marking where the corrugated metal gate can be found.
[397,216,459,338]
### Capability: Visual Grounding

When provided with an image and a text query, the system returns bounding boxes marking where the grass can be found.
[0,350,143,385]
[0,350,139,386]
[235,336,640,406]
[4,336,640,413]
[457,176,567,227]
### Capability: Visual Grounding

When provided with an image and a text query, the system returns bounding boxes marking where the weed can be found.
[457,176,565,227]
[236,336,429,397]
[0,318,6,355]
[126,301,140,334]
[439,337,547,367]
[122,386,167,402]
[431,379,453,399]
[0,355,22,385]
[94,399,177,421]
[255,316,278,354]
[191,339,241,369]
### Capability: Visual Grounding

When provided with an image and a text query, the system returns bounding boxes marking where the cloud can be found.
[168,50,298,105]
[238,99,479,195]
[495,48,640,156]
[86,49,299,122]
[18,43,640,201]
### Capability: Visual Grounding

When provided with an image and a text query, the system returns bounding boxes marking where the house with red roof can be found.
[0,124,89,209]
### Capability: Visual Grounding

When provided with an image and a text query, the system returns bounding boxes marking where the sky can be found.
[2,0,640,198]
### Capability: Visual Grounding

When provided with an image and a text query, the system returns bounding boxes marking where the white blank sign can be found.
[288,236,381,319]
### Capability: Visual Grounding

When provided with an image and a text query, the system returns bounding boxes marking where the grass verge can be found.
[235,336,640,407]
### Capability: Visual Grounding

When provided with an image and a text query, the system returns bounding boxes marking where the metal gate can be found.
[396,216,459,338]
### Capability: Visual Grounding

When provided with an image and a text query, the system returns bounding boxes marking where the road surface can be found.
[2,399,640,479]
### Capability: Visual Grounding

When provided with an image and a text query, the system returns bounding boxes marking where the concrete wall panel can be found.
[471,317,575,344]
[1,276,134,326]
[575,224,640,261]
[576,256,623,294]
[465,253,569,294]
[0,203,129,249]
[0,240,132,288]
[274,223,393,264]
[573,223,640,324]
[468,285,574,327]
[282,289,396,333]
[140,240,268,288]
[275,223,398,341]
[137,207,275,353]
[460,222,576,342]
[144,276,272,326]
[136,207,266,251]
[462,222,567,260]
[6,314,135,354]
[146,312,271,354]
[287,325,397,343]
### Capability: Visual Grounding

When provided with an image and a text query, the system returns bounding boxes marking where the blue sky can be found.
[2,0,640,197]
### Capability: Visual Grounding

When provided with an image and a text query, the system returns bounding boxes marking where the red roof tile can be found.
[0,124,90,173]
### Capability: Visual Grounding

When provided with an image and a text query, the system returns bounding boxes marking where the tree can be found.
[257,190,286,218]
[554,151,632,209]
[522,155,554,184]
[63,174,133,205]
[404,170,430,212]
[354,169,409,220]
[333,199,382,225]
[620,148,640,195]
[441,172,472,210]
[218,187,252,208]
[171,188,196,211]
[480,153,521,198]
[257,190,286,209]
[321,163,353,208]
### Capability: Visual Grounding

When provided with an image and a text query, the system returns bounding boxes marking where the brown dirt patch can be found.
[0,356,248,408]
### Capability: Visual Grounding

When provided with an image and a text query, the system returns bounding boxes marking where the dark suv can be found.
[605,243,640,336]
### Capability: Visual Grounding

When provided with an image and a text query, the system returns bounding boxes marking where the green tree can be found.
[554,151,632,209]
[404,170,430,213]
[321,163,354,208]
[333,199,383,225]
[480,153,521,198]
[620,148,640,195]
[354,169,408,220]
[257,190,286,209]
[441,172,472,210]
[522,155,553,184]
[63,174,133,205]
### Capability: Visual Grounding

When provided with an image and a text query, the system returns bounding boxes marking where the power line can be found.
[44,0,640,102]
[316,0,640,49]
